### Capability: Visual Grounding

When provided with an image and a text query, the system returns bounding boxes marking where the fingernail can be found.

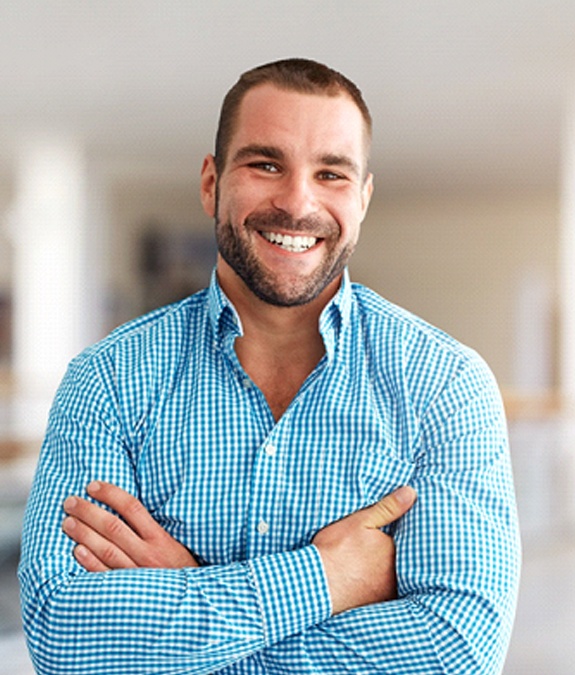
[75,545,87,559]
[62,516,76,531]
[63,496,77,511]
[395,486,416,505]
[88,481,101,493]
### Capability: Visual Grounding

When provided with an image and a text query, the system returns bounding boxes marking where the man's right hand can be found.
[63,481,198,571]
[312,486,416,615]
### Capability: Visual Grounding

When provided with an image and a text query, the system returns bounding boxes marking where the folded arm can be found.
[20,399,413,675]
[63,480,415,613]
[250,356,522,674]
[21,462,331,675]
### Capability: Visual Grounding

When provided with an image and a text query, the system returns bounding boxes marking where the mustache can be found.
[244,210,336,237]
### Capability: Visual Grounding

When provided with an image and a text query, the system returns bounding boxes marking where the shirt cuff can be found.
[248,544,331,646]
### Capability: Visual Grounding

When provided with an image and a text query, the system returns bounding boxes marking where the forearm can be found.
[255,582,515,674]
[244,542,517,674]
[19,546,330,675]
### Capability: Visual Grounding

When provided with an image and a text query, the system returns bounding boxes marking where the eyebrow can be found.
[231,144,285,164]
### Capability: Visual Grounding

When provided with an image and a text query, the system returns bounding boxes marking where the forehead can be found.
[229,84,369,163]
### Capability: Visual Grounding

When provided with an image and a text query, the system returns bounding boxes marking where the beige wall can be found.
[351,188,560,388]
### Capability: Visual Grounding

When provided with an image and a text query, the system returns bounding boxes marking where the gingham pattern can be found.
[19,269,521,674]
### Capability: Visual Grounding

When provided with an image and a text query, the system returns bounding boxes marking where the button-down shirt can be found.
[19,270,521,674]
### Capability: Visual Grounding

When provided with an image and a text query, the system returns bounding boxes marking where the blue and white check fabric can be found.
[19,269,521,674]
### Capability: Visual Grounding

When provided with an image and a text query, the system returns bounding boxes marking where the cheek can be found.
[217,186,261,225]
[333,204,364,240]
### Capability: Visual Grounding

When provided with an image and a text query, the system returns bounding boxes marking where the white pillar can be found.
[9,137,107,440]
[513,270,554,392]
[562,98,575,407]
[559,94,575,531]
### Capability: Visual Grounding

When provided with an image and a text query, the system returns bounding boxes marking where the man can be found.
[19,58,520,674]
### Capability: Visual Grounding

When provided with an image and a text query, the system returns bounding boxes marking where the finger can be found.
[63,515,137,569]
[63,495,145,559]
[73,544,111,573]
[86,481,162,541]
[362,486,417,529]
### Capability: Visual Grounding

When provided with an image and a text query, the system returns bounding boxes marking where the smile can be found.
[260,231,318,253]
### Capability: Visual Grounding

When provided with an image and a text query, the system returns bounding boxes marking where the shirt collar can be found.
[318,268,352,360]
[208,269,244,345]
[207,268,353,359]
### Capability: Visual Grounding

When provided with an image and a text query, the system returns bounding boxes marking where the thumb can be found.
[362,486,417,529]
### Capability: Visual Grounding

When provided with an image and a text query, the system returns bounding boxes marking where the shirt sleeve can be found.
[18,357,332,675]
[231,353,521,674]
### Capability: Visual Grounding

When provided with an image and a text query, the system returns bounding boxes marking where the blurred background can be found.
[1,1,575,672]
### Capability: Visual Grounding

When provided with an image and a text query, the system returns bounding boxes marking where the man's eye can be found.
[318,170,344,181]
[249,162,279,173]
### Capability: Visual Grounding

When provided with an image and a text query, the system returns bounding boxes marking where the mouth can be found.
[260,231,319,253]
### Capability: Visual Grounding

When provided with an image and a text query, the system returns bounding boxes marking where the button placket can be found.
[254,443,277,537]
[245,434,284,556]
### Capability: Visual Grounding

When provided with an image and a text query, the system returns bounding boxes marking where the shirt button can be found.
[257,520,270,535]
[242,377,252,389]
[264,443,276,457]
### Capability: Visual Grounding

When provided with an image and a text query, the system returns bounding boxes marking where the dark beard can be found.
[215,209,354,307]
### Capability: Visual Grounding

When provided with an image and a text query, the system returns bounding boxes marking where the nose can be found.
[270,172,319,220]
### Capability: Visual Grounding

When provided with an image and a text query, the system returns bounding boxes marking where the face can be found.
[201,84,373,307]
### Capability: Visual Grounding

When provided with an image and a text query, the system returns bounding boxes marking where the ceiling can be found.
[1,0,575,193]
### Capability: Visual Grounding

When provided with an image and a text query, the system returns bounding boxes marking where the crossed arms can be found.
[62,481,416,616]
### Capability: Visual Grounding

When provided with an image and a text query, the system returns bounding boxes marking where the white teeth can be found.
[261,231,317,252]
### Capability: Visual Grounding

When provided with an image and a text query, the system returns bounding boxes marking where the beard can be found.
[215,208,355,307]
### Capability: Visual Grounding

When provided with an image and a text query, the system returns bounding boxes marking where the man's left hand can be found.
[62,481,198,572]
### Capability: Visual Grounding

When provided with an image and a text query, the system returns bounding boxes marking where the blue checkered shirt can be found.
[19,270,520,674]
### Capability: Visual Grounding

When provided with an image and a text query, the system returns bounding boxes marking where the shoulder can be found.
[348,282,496,408]
[350,282,471,358]
[65,290,210,387]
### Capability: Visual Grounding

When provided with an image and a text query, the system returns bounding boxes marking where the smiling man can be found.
[19,59,520,674]
[208,82,372,311]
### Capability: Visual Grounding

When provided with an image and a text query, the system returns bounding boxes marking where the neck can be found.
[216,258,341,419]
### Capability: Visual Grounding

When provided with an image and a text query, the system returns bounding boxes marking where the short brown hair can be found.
[214,58,372,175]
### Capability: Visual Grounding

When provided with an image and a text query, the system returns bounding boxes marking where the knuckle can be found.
[150,553,166,568]
[371,503,394,524]
[124,498,144,520]
[103,513,125,538]
[375,502,395,519]
[139,544,164,568]
[100,542,121,566]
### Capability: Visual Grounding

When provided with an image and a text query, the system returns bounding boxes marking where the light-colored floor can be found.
[503,538,575,675]
[1,538,574,674]
[0,633,34,675]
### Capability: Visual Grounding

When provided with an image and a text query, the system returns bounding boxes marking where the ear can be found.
[200,154,217,218]
[360,172,374,219]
